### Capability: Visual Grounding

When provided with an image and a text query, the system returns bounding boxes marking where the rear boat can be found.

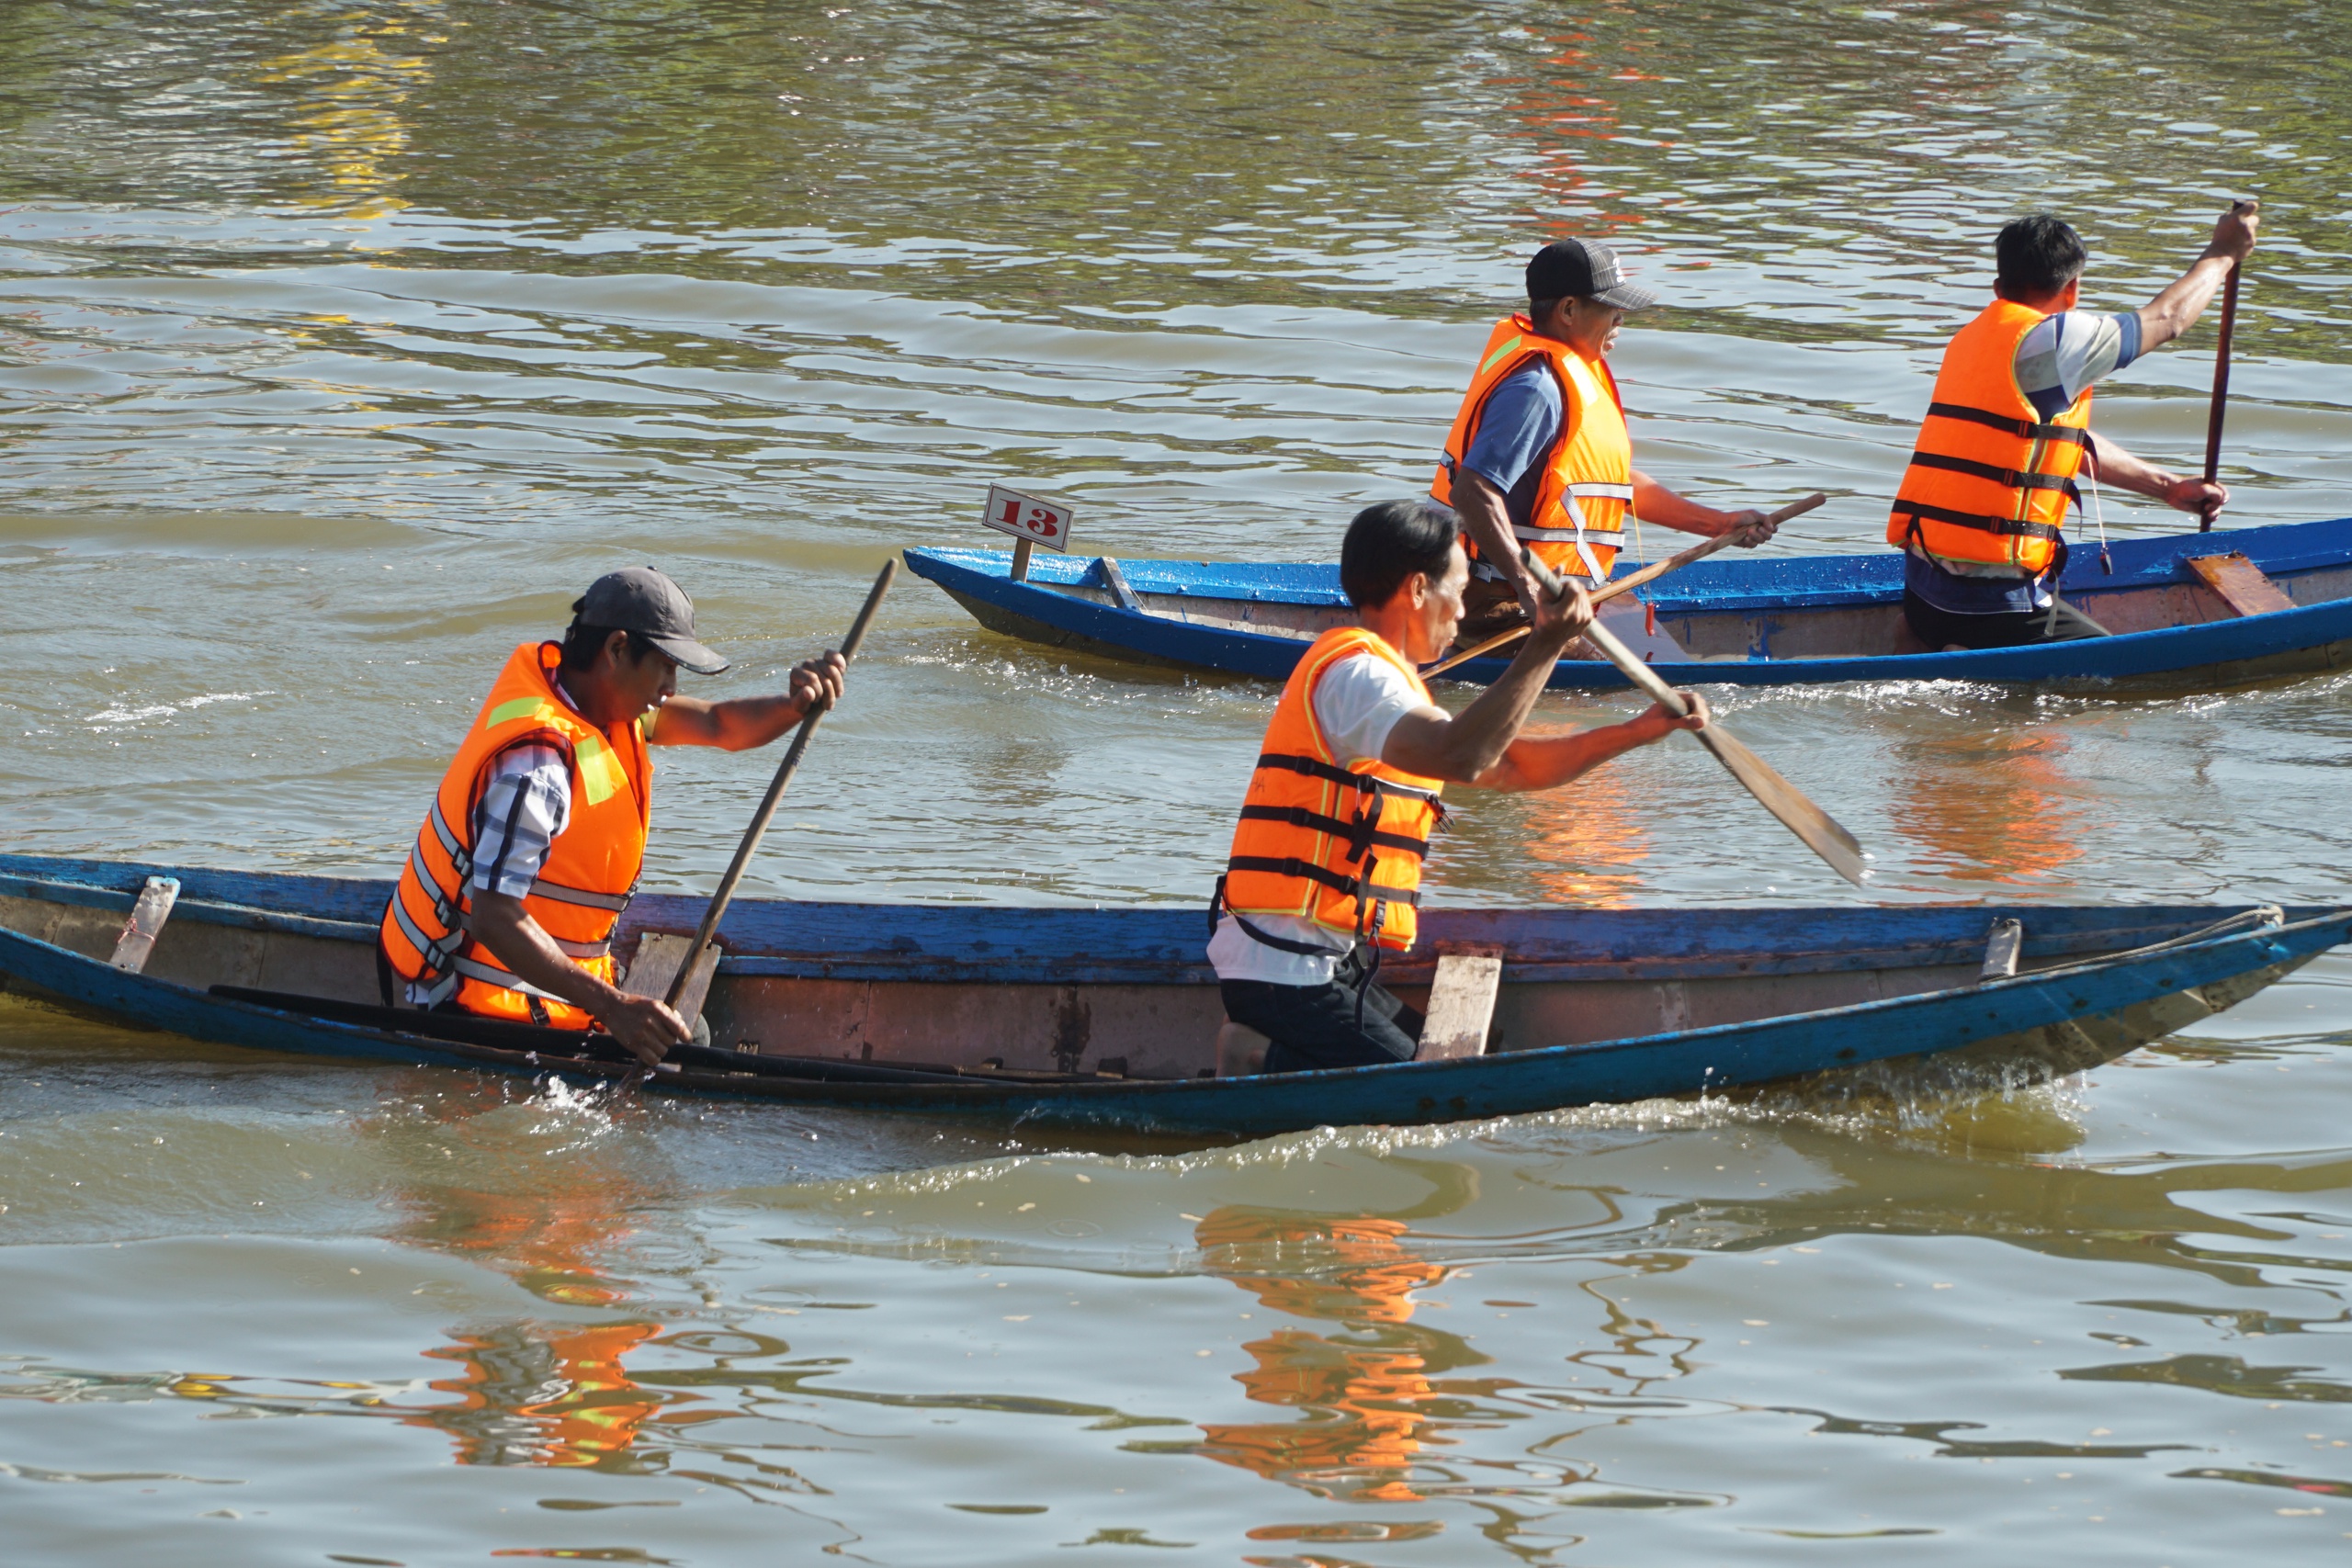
[4,853,2341,1139]
[903,513,2352,692]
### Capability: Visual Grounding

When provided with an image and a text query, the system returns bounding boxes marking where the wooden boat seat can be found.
[2185,552,2297,618]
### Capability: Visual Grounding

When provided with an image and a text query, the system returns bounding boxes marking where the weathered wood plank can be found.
[108,876,179,974]
[1420,948,1504,1060]
[626,931,718,1025]
[2186,552,2298,617]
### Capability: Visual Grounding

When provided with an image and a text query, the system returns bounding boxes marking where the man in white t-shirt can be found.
[1208,499,1708,1075]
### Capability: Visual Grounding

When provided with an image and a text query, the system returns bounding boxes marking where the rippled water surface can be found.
[5,2,2352,1562]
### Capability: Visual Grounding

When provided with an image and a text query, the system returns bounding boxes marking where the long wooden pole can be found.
[1424,492,1826,678]
[1521,548,1867,886]
[664,559,899,1010]
[2199,259,2242,534]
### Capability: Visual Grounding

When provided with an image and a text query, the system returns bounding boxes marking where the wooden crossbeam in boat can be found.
[2185,552,2296,617]
[1980,917,2023,982]
[1420,942,1505,1060]
[1096,556,1143,612]
[108,875,179,974]
[625,931,719,1025]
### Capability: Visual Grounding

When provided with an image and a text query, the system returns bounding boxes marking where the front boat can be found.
[1,853,2343,1138]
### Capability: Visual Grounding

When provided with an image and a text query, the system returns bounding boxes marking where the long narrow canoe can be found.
[3,854,2339,1139]
[904,514,2352,691]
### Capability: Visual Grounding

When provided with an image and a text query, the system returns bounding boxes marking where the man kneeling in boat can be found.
[1432,236,1779,651]
[377,568,845,1066]
[1207,500,1707,1076]
[1892,201,2258,650]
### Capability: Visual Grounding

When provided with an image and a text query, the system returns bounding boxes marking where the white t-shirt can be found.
[1208,648,1432,986]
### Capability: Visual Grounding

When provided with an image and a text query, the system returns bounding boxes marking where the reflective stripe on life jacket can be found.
[378,641,652,1030]
[1886,299,2092,576]
[1431,315,1635,583]
[1219,627,1446,953]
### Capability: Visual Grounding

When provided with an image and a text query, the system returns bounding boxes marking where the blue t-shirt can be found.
[1459,363,1564,533]
[1906,309,2144,615]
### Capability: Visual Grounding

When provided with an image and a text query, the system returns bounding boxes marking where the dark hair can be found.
[1527,294,1566,319]
[559,620,661,671]
[1996,213,2087,301]
[1340,500,1459,609]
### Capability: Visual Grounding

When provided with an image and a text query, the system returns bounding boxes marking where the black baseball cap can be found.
[573,567,729,675]
[1526,238,1657,310]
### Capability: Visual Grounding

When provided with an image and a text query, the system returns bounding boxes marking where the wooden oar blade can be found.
[1692,723,1868,886]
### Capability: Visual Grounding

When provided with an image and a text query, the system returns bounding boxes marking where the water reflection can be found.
[252,3,439,218]
[1193,1207,1461,1503]
[1885,725,2090,887]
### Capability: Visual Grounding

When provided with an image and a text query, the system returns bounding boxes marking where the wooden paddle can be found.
[1425,492,1827,677]
[2199,236,2245,534]
[663,558,899,1013]
[1521,548,1868,887]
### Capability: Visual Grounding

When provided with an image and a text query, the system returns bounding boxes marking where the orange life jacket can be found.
[379,642,651,1029]
[1218,627,1445,953]
[1887,298,2090,576]
[1431,315,1634,584]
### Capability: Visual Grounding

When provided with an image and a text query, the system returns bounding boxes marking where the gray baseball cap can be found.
[1526,237,1658,310]
[573,567,729,675]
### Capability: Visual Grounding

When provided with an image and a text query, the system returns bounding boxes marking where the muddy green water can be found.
[6,2,2352,1562]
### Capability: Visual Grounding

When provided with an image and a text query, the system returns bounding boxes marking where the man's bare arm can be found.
[467,891,689,1065]
[1449,468,1533,610]
[2137,200,2257,352]
[1473,695,1709,792]
[1379,586,1591,783]
[1630,470,1771,543]
[2086,432,2227,517]
[649,651,846,750]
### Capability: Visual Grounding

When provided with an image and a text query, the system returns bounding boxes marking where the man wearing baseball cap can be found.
[1430,237,1779,647]
[377,567,846,1064]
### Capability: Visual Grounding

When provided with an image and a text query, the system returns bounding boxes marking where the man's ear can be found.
[2057,277,2082,311]
[602,629,631,669]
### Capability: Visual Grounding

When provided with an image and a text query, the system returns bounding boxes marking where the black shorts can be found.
[1902,589,2102,651]
[1219,946,1423,1074]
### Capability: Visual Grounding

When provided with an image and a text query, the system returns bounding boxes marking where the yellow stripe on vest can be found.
[574,733,622,806]
[486,696,558,729]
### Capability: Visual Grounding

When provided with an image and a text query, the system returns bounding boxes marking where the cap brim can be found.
[1592,281,1658,310]
[649,635,729,676]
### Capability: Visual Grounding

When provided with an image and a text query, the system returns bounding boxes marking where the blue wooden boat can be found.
[904,514,2352,690]
[3,853,2340,1139]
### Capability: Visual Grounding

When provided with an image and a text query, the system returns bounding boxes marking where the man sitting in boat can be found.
[376,568,845,1066]
[1207,500,1707,1075]
[1892,200,2259,649]
[1431,236,1779,649]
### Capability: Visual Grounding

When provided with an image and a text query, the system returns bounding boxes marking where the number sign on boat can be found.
[983,484,1075,581]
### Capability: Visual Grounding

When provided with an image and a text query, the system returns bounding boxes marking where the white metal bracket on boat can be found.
[109,876,180,973]
[624,931,718,1026]
[1980,918,2024,982]
[1421,943,1505,1059]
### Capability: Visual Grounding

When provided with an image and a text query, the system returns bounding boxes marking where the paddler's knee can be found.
[1215,1019,1272,1077]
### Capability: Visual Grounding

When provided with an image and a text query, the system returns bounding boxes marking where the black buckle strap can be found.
[1906,450,2080,499]
[1925,400,2089,446]
[1893,502,2066,544]
[1254,752,1440,803]
[1224,854,1423,908]
[1235,805,1430,863]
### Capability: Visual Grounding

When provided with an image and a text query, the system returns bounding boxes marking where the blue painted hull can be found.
[3,855,2341,1139]
[905,514,2352,691]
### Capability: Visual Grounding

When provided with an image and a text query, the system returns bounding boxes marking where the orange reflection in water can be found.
[390,1125,688,1471]
[1887,728,2087,886]
[1517,771,1651,905]
[1193,1208,1464,1504]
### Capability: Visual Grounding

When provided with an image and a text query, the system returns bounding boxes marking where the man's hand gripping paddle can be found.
[663,559,899,1018]
[1520,548,1867,887]
[1425,492,1826,678]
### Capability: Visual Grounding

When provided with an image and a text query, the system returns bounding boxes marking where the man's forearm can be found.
[469,897,626,1018]
[1450,470,1530,594]
[1631,470,1743,536]
[2086,433,2179,502]
[1478,713,1672,791]
[2138,254,2234,351]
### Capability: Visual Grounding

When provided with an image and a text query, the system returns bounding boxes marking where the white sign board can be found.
[982,484,1074,553]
